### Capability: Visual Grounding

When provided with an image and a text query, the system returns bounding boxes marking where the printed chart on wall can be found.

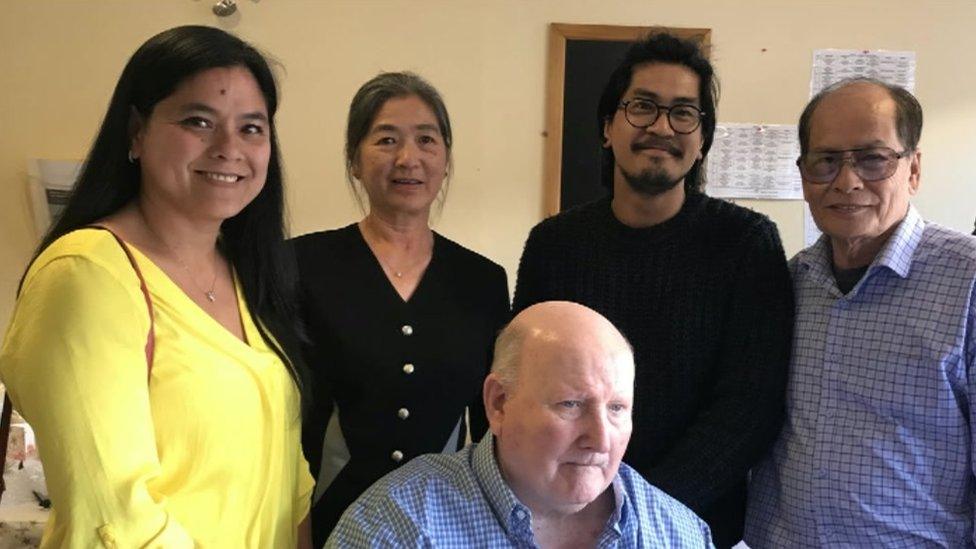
[810,49,916,96]
[706,123,802,200]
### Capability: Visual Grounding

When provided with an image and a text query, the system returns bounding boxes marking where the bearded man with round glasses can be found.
[513,32,794,548]
[745,78,976,548]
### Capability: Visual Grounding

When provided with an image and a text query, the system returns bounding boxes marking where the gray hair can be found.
[490,321,529,389]
[344,71,453,212]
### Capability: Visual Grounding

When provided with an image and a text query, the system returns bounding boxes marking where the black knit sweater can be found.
[513,193,793,548]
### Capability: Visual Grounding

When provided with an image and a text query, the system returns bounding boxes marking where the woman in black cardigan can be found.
[292,72,510,545]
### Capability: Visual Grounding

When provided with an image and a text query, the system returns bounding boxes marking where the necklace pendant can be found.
[395,271,403,278]
[205,290,216,302]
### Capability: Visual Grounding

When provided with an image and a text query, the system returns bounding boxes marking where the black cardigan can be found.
[293,224,510,545]
[513,193,793,548]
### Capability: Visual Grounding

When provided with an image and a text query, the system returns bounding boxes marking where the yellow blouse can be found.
[0,229,313,548]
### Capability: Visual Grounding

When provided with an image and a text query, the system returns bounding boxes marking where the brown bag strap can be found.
[0,227,155,500]
[92,227,156,376]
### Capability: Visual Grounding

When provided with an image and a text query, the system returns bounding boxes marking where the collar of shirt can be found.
[605,474,629,539]
[796,205,925,297]
[471,433,630,544]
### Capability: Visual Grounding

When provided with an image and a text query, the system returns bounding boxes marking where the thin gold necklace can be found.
[360,221,432,280]
[145,220,218,302]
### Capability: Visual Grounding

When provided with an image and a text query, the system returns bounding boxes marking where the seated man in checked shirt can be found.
[745,78,976,547]
[327,301,713,548]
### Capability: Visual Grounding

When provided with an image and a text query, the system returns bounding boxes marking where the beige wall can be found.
[2,0,974,333]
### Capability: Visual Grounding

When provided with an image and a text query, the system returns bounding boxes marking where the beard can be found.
[620,165,683,197]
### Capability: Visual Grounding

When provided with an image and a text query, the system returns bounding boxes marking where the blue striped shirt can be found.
[327,433,713,548]
[745,206,976,548]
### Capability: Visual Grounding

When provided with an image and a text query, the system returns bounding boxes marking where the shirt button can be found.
[397,407,410,419]
[815,467,828,479]
[401,325,413,336]
[403,363,415,374]
[391,450,404,462]
[97,525,118,548]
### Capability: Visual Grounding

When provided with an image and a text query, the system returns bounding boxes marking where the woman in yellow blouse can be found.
[0,26,313,548]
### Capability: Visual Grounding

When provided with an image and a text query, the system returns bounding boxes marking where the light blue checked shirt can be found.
[326,433,713,548]
[745,206,976,548]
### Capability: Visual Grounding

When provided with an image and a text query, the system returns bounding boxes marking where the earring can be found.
[127,150,137,163]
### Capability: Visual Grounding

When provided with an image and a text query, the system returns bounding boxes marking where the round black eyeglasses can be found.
[618,99,705,134]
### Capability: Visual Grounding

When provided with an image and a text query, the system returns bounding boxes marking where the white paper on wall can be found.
[27,159,82,236]
[804,204,822,248]
[810,49,916,97]
[706,123,802,200]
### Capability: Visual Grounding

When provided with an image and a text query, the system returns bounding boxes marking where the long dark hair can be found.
[30,25,309,408]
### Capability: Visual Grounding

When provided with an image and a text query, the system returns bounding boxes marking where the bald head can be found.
[799,77,922,155]
[491,301,633,390]
[484,301,635,517]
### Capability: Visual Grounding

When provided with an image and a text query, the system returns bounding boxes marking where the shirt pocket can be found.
[833,343,963,432]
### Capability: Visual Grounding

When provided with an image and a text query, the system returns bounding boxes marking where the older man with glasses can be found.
[745,78,976,548]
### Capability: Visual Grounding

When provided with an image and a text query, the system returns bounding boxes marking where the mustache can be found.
[631,137,682,156]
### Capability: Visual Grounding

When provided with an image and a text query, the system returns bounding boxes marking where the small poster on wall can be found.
[27,159,82,237]
[804,205,822,247]
[810,49,916,96]
[706,123,802,200]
